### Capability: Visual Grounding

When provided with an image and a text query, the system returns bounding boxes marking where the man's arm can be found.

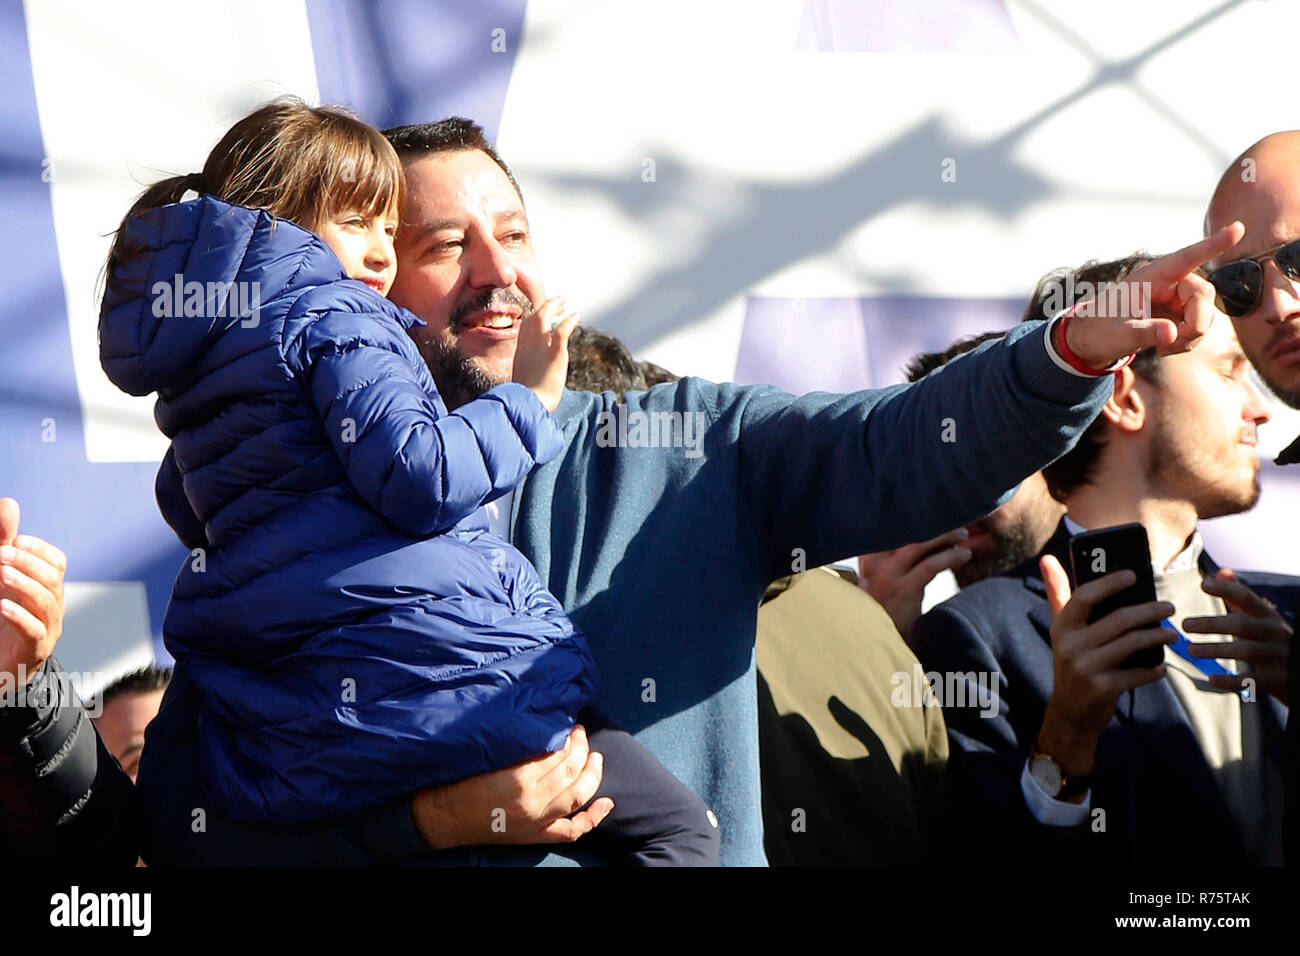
[727,225,1244,583]
[730,320,1110,582]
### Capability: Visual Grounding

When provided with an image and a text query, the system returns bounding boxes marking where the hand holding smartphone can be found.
[1067,522,1165,670]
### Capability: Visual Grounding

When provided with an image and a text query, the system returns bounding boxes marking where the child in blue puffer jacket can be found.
[98,98,717,865]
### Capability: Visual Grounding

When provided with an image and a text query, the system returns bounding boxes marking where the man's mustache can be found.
[1265,320,1300,354]
[449,288,534,334]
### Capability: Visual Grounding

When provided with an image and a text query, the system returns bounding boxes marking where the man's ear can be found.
[1098,366,1145,434]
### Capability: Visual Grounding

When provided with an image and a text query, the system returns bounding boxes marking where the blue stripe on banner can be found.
[305,0,528,138]
[0,0,186,658]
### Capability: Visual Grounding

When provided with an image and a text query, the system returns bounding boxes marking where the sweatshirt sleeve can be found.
[726,320,1111,583]
[302,312,564,538]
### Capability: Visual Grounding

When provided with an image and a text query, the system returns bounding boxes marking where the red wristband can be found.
[1054,303,1136,377]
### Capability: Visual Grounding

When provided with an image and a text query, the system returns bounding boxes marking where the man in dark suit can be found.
[911,258,1294,866]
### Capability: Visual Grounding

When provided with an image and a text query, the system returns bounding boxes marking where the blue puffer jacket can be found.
[99,196,597,823]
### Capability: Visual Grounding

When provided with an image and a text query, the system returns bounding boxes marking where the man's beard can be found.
[1251,359,1300,410]
[413,287,533,410]
[1146,411,1261,520]
[1243,331,1300,409]
[954,519,1040,588]
[420,337,501,410]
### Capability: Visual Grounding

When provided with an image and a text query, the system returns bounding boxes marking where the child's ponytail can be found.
[103,172,204,290]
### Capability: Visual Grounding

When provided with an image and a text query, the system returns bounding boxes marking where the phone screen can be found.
[1067,522,1163,669]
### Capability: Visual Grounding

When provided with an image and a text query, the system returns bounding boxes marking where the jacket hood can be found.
[99,195,353,395]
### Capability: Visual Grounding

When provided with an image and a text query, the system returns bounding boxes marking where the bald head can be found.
[1205,131,1300,408]
[1207,131,1300,251]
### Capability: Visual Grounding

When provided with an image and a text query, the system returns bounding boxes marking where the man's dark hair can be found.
[382,117,523,203]
[1027,253,1161,501]
[903,330,1006,383]
[566,326,647,397]
[99,664,172,709]
[639,360,679,389]
[564,326,680,398]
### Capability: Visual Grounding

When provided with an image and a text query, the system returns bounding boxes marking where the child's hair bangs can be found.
[317,126,406,225]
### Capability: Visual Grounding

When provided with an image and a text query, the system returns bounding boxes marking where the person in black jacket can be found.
[0,495,142,864]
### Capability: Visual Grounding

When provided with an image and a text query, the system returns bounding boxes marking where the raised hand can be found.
[1063,222,1244,368]
[0,498,68,686]
[857,528,972,641]
[512,296,580,412]
[1183,568,1292,706]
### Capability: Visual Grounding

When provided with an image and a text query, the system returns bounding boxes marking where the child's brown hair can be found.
[105,96,404,292]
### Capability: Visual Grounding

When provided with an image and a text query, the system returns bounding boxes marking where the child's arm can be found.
[303,309,564,538]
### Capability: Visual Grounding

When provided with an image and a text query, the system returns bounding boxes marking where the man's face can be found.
[388,149,544,408]
[93,688,165,782]
[1139,314,1272,519]
[1207,156,1300,408]
[956,472,1062,588]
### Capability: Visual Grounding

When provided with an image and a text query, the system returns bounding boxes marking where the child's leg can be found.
[572,707,720,866]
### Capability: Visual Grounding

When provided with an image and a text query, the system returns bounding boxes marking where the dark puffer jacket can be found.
[98,196,596,823]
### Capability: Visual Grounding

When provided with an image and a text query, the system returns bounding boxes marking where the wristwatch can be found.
[1028,742,1093,799]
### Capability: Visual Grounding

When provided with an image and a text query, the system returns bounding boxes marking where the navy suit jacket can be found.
[911,518,1293,866]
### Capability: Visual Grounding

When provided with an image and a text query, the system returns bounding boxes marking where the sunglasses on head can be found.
[1206,238,1300,317]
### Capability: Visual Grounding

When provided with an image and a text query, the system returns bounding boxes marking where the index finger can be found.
[1058,568,1138,629]
[1145,222,1244,282]
[1203,569,1283,620]
[550,312,580,346]
[540,796,614,843]
[11,535,67,577]
[892,527,970,567]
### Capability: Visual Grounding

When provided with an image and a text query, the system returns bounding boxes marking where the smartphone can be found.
[1067,522,1163,670]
